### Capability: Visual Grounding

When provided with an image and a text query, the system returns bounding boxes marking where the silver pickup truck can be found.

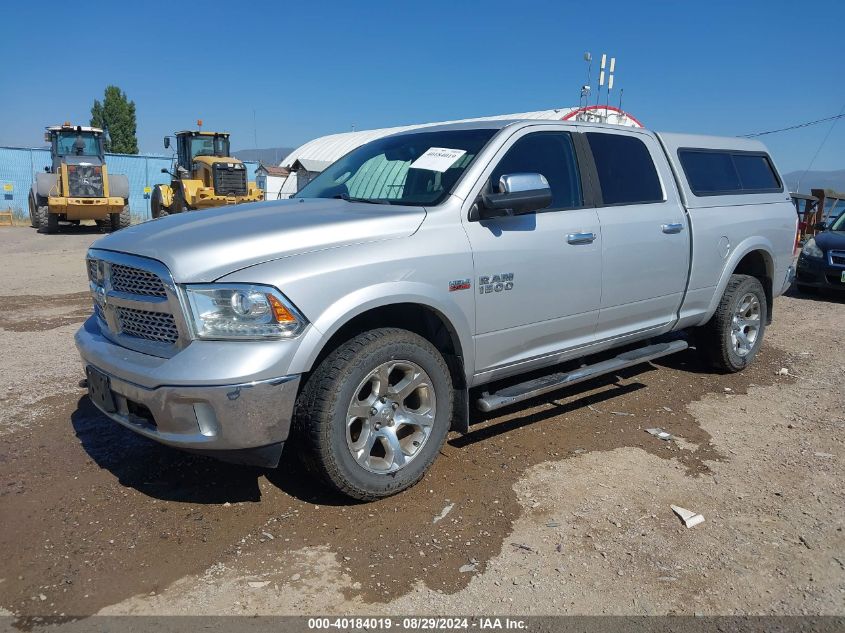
[76,119,797,499]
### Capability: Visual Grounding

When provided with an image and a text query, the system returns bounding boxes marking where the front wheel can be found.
[294,328,453,500]
[109,205,131,231]
[151,187,169,219]
[36,205,57,234]
[697,274,767,372]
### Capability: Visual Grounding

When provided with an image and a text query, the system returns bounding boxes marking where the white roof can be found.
[46,125,103,133]
[280,105,642,169]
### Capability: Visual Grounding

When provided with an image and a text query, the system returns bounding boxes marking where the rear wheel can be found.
[294,328,453,500]
[28,193,38,228]
[36,205,58,234]
[697,274,767,372]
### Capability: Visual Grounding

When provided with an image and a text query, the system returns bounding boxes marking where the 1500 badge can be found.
[478,273,514,294]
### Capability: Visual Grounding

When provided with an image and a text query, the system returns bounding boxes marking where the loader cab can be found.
[46,125,105,170]
[171,131,231,173]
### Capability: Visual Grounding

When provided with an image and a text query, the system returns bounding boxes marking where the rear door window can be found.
[490,132,583,210]
[585,132,664,205]
[678,149,782,196]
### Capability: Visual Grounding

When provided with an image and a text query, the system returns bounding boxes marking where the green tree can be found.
[90,86,138,154]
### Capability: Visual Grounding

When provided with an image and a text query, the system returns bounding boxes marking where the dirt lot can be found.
[0,225,843,621]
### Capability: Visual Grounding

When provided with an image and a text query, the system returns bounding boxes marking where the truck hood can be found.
[93,199,426,282]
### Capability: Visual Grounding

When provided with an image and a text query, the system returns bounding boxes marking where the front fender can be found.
[180,179,203,206]
[701,236,775,324]
[286,281,475,381]
[156,183,174,208]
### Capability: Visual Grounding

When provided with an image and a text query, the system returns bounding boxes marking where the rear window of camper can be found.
[678,149,782,196]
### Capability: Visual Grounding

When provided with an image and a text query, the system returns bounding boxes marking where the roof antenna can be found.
[580,52,592,109]
[606,57,616,121]
[597,53,606,111]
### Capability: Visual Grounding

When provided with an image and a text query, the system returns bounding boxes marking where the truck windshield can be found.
[189,136,230,159]
[831,213,845,231]
[295,128,497,206]
[55,132,101,157]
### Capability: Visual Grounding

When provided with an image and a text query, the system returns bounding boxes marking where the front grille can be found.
[831,251,845,266]
[110,263,168,297]
[115,307,179,344]
[86,258,98,282]
[213,164,247,196]
[67,165,104,197]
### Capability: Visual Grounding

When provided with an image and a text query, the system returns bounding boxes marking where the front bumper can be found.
[795,255,845,290]
[76,318,301,467]
[191,187,264,209]
[48,196,125,220]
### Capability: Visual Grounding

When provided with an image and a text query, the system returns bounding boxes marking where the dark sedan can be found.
[796,213,845,293]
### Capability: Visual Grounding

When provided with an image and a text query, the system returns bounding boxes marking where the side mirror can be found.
[474,173,552,220]
[813,221,828,231]
[163,137,170,149]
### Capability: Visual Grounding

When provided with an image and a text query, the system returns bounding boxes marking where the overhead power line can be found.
[740,112,845,138]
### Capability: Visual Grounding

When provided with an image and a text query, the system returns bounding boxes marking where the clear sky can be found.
[2,0,843,174]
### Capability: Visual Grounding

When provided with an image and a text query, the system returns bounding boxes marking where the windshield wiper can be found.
[332,193,391,205]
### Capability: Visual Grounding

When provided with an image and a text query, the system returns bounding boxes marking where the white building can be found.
[276,105,642,198]
[255,164,292,200]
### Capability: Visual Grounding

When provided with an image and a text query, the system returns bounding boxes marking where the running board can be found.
[476,340,689,413]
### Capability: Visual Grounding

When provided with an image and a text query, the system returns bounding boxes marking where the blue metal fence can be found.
[0,147,258,223]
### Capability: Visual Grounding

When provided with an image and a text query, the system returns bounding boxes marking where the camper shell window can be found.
[678,149,782,196]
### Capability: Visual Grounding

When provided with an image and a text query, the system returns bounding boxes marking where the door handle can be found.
[567,232,596,245]
[661,223,685,234]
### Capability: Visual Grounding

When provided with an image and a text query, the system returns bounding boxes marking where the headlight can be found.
[183,284,306,340]
[801,238,823,259]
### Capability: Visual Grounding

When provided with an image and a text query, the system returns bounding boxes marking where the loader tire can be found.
[37,206,58,234]
[28,193,38,228]
[151,187,169,219]
[110,206,131,232]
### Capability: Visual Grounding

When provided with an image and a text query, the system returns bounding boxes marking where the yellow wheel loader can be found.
[28,124,130,234]
[151,131,263,218]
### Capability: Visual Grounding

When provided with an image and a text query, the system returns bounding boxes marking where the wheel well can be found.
[311,303,466,388]
[733,250,773,323]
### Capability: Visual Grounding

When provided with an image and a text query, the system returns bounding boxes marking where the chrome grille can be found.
[831,251,845,266]
[115,307,179,344]
[87,250,186,357]
[110,263,168,297]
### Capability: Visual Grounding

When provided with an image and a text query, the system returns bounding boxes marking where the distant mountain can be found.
[232,147,294,166]
[782,169,845,194]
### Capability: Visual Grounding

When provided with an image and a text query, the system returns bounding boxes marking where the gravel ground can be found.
[0,226,842,620]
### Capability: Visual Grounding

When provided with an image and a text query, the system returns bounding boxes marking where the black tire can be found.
[697,274,767,373]
[151,187,169,219]
[294,328,453,500]
[36,205,58,234]
[28,193,38,228]
[110,205,131,232]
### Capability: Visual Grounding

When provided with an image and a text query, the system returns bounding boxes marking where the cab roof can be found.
[46,125,103,134]
[175,130,230,137]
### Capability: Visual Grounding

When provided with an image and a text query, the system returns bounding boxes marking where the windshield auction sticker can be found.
[409,147,467,172]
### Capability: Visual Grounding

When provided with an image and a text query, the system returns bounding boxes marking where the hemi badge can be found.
[449,279,471,292]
